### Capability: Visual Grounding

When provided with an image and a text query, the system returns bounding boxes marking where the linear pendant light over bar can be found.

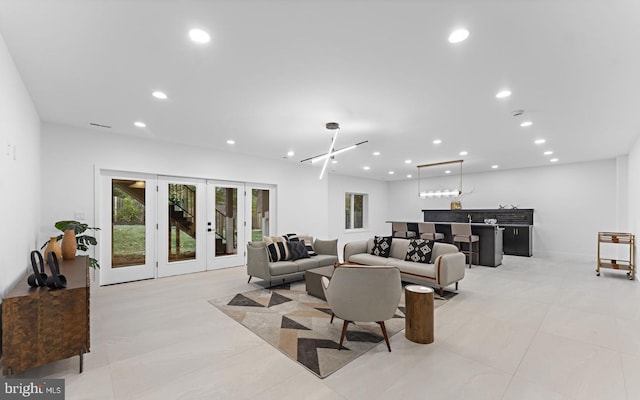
[417,159,463,198]
[299,122,368,179]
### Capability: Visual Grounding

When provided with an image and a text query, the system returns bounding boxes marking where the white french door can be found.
[206,181,245,270]
[99,171,156,285]
[98,171,276,285]
[157,176,207,277]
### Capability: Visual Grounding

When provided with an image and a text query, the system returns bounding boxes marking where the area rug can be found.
[209,282,455,378]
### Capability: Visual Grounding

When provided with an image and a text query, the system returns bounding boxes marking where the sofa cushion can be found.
[293,257,320,272]
[348,253,396,266]
[371,236,393,258]
[313,254,339,266]
[268,261,299,276]
[264,236,290,261]
[288,240,310,260]
[405,239,434,264]
[389,238,410,260]
[390,259,437,281]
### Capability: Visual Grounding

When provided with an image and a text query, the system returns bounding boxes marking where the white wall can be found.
[40,123,331,268]
[388,159,620,260]
[0,34,41,298]
[327,174,389,260]
[628,137,640,241]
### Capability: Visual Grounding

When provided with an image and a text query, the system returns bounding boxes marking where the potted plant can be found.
[42,220,101,269]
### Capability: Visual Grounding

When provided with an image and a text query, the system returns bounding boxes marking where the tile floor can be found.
[6,255,640,399]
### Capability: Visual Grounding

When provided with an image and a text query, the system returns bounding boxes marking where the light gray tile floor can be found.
[7,255,639,399]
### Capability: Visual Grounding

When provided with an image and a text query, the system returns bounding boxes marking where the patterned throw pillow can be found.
[371,236,393,258]
[405,239,434,264]
[285,233,299,242]
[264,236,290,262]
[288,240,310,260]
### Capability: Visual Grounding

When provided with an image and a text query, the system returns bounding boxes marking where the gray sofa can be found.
[343,238,466,295]
[246,236,338,286]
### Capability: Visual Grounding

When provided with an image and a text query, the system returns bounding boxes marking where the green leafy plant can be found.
[41,220,101,269]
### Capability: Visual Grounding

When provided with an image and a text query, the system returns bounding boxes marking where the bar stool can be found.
[451,223,479,268]
[392,222,416,238]
[417,222,445,241]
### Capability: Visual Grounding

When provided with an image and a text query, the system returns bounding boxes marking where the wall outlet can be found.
[74,212,85,220]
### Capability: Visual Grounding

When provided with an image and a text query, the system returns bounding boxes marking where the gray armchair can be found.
[321,266,402,352]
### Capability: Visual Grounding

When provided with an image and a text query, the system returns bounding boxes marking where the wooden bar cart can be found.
[597,232,635,280]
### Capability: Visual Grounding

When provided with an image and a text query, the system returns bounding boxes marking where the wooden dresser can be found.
[2,256,90,376]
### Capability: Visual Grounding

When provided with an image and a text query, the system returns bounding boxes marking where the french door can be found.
[246,184,276,242]
[206,181,245,270]
[157,176,207,277]
[99,171,276,285]
[99,171,157,285]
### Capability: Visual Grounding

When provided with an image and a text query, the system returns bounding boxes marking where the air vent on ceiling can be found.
[89,122,111,128]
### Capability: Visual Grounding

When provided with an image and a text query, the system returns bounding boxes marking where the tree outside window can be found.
[345,192,367,230]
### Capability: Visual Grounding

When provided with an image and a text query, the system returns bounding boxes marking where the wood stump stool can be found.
[404,285,434,344]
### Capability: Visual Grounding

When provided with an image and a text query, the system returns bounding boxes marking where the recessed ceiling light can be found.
[520,121,533,127]
[534,139,546,145]
[287,150,295,157]
[544,151,553,156]
[331,160,338,164]
[448,28,470,44]
[496,90,512,99]
[459,151,468,156]
[405,159,412,164]
[445,170,451,174]
[388,171,395,175]
[189,28,210,44]
[491,165,499,169]
[550,158,559,162]
[226,139,235,145]
[152,91,167,100]
[373,151,381,156]
[407,174,412,178]
[363,166,370,170]
[433,139,442,144]
[134,121,146,128]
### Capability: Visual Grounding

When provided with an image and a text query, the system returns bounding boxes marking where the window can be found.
[345,193,367,230]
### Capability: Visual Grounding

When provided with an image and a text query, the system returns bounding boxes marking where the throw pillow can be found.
[298,235,317,256]
[405,239,434,264]
[288,240,310,260]
[371,236,393,258]
[285,233,300,242]
[264,236,290,262]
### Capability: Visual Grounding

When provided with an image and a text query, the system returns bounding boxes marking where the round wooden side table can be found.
[404,285,434,344]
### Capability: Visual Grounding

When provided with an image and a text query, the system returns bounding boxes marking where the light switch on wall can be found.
[74,212,85,220]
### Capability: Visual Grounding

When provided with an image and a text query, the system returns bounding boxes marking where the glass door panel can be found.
[207,181,245,270]
[158,177,206,277]
[168,183,197,262]
[247,185,276,242]
[99,172,156,285]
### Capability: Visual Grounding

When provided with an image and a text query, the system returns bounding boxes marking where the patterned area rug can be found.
[209,282,455,378]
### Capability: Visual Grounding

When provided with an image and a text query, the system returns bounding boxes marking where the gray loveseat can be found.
[343,238,466,295]
[246,236,339,286]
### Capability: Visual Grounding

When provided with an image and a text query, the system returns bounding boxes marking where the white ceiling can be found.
[1,0,639,180]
